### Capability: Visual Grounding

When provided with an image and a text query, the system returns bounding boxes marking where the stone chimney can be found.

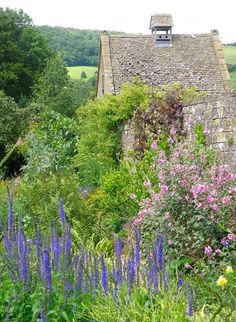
[150,14,173,47]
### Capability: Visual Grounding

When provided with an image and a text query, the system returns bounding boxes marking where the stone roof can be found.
[150,14,173,29]
[108,33,228,94]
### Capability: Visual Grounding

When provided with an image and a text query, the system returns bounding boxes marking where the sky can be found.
[2,0,236,43]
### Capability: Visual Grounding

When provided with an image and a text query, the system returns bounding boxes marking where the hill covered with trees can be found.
[37,26,125,67]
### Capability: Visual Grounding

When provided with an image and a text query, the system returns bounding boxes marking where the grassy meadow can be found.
[224,45,236,88]
[67,65,97,79]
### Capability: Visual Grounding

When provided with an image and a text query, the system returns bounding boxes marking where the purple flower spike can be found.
[42,248,52,290]
[156,235,165,269]
[127,258,135,295]
[3,233,12,260]
[134,229,141,268]
[58,199,66,226]
[187,284,194,316]
[7,193,14,238]
[101,254,108,294]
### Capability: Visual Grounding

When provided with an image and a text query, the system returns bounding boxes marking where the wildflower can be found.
[177,278,184,288]
[187,284,194,316]
[127,258,135,295]
[227,233,236,242]
[207,195,216,203]
[130,193,137,200]
[204,246,213,256]
[225,266,234,274]
[215,249,222,255]
[101,254,108,294]
[222,196,231,205]
[134,229,141,268]
[151,140,157,150]
[133,218,143,225]
[211,204,219,211]
[42,248,52,290]
[143,179,150,187]
[156,235,164,269]
[58,199,66,226]
[217,275,228,287]
[221,238,228,248]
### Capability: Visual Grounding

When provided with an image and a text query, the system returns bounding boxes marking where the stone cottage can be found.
[97,14,231,97]
[96,14,236,171]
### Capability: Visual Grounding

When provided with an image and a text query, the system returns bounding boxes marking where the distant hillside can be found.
[37,26,100,66]
[37,26,125,67]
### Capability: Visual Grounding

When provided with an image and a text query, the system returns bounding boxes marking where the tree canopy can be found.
[0,7,52,103]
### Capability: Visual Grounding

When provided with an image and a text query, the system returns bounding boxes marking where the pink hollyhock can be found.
[207,195,216,203]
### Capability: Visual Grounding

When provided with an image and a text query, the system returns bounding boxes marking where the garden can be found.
[0,79,236,321]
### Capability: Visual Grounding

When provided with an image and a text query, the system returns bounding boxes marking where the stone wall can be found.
[183,92,236,171]
[122,92,236,171]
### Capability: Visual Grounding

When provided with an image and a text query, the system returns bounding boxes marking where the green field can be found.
[67,66,97,80]
[223,45,236,88]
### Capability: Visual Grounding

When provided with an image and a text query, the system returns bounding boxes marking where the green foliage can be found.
[32,55,95,117]
[76,80,151,187]
[37,25,100,66]
[0,8,52,102]
[22,109,77,177]
[0,91,25,149]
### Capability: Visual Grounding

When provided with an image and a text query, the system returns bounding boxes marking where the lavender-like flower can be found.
[156,235,165,269]
[7,192,14,241]
[35,227,42,262]
[93,255,99,294]
[58,199,66,226]
[42,248,52,290]
[3,232,12,260]
[187,284,194,316]
[127,258,135,296]
[65,226,72,269]
[101,253,108,294]
[134,229,141,269]
[114,238,124,259]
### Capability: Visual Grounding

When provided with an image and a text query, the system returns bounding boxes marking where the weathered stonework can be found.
[183,92,236,171]
[98,15,235,171]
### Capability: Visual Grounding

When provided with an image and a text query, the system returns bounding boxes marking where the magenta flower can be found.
[207,195,216,203]
[204,246,213,256]
[222,196,231,205]
[227,233,236,242]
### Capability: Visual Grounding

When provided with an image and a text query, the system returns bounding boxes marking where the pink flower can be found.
[170,126,177,136]
[133,218,143,225]
[130,193,137,200]
[215,249,222,255]
[222,196,231,205]
[207,195,216,203]
[203,128,210,135]
[168,239,173,245]
[191,184,208,197]
[143,180,150,187]
[227,233,236,242]
[167,222,173,228]
[151,140,157,150]
[211,204,219,211]
[160,184,169,195]
[204,246,213,256]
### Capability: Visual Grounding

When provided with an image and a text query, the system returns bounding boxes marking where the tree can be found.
[0,91,25,149]
[33,55,96,117]
[81,71,87,79]
[0,8,52,103]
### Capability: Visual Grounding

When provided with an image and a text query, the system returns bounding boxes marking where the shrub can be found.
[133,129,236,260]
